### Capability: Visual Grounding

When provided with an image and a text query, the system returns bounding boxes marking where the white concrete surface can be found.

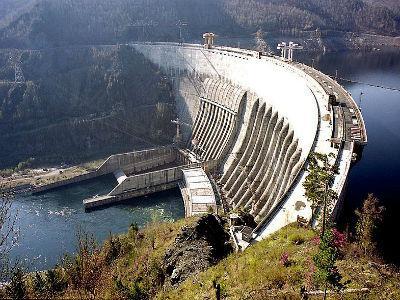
[182,167,217,215]
[130,42,360,243]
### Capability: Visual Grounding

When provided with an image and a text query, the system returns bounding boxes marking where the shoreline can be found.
[215,31,400,53]
[0,159,103,194]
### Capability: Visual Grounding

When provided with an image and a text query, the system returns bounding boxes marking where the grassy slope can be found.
[14,218,400,299]
[61,217,199,299]
[157,224,400,300]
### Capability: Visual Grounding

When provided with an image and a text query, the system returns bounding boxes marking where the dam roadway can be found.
[32,42,367,247]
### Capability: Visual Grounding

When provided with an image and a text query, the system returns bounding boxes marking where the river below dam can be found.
[9,175,184,271]
[8,48,400,271]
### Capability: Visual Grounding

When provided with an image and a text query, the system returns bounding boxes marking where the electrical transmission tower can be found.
[176,20,188,44]
[9,52,25,83]
[277,41,303,61]
[128,20,159,41]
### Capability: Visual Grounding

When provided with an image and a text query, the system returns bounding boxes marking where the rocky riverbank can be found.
[0,159,102,192]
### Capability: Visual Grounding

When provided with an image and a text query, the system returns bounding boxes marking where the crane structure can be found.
[171,118,192,145]
[171,118,183,146]
[277,41,303,61]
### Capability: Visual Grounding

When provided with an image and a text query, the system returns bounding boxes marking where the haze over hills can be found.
[0,0,399,49]
[0,0,399,168]
[0,0,37,28]
[0,0,399,167]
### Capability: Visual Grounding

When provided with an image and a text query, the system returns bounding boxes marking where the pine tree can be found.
[313,228,345,298]
[303,152,338,236]
[355,194,385,257]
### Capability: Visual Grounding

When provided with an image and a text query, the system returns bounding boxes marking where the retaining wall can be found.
[109,166,182,196]
[33,146,177,194]
[97,145,176,175]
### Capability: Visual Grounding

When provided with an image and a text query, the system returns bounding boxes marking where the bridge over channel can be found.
[32,42,367,247]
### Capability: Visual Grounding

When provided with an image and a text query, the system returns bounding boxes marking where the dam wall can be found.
[132,43,320,161]
[109,166,182,196]
[130,42,367,242]
[33,146,177,194]
[131,43,319,229]
[97,145,177,175]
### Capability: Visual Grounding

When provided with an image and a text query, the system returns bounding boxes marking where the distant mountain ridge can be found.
[0,0,399,49]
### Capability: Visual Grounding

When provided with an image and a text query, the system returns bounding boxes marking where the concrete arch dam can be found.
[129,42,366,240]
[35,42,366,244]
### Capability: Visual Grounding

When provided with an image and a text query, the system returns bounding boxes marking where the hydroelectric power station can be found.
[32,37,367,248]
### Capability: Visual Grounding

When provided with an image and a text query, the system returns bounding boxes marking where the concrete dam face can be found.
[194,77,302,224]
[36,42,366,244]
[130,42,367,239]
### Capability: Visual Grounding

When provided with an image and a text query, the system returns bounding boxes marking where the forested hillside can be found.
[0,0,37,28]
[0,45,175,168]
[223,0,399,35]
[0,0,399,49]
[0,0,399,167]
[0,0,239,49]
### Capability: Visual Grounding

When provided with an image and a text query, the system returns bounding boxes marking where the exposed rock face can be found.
[163,214,232,286]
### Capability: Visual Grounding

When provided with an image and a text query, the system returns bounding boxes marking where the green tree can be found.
[45,268,67,295]
[32,272,46,296]
[313,228,345,299]
[355,193,385,257]
[303,152,338,236]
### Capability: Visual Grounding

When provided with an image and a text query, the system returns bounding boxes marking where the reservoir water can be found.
[299,49,400,264]
[9,48,400,270]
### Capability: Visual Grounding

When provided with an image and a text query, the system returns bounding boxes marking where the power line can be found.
[331,76,400,92]
[101,119,156,147]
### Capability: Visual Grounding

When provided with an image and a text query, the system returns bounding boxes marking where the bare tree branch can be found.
[0,184,19,280]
